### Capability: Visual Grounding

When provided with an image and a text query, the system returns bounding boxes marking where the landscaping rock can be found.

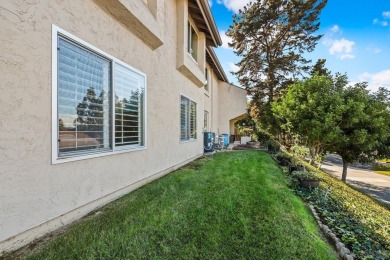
[309,204,354,260]
[322,225,330,233]
[343,254,354,260]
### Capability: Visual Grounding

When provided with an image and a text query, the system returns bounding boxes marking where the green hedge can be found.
[281,152,390,259]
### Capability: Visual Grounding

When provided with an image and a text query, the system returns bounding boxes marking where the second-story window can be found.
[187,22,198,61]
[204,68,209,91]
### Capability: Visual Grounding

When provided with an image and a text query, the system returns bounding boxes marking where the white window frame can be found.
[204,110,209,131]
[180,94,197,142]
[204,67,209,92]
[187,21,198,62]
[52,25,147,164]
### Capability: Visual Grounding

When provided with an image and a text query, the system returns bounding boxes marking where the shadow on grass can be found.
[5,151,338,260]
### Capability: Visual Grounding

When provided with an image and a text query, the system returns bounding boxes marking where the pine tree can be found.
[227,0,327,133]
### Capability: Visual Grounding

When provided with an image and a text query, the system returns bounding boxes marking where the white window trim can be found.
[52,25,147,164]
[179,93,197,143]
[204,110,209,132]
[187,21,198,64]
[204,67,209,92]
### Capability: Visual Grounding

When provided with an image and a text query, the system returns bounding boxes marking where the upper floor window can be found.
[53,26,146,163]
[187,22,198,61]
[180,95,197,141]
[204,68,209,91]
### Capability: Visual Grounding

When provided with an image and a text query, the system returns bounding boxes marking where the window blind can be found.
[180,96,197,141]
[190,101,197,139]
[114,64,144,147]
[57,37,111,156]
[180,96,189,140]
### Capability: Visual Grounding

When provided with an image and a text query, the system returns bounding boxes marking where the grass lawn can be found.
[375,170,390,176]
[11,151,337,259]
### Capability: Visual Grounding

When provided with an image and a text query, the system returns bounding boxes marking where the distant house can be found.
[0,0,247,253]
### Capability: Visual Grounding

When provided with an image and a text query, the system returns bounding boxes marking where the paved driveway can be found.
[321,154,390,206]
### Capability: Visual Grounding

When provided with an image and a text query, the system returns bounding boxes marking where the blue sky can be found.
[209,0,390,92]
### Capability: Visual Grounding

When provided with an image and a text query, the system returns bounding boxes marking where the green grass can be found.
[375,170,390,176]
[11,151,337,260]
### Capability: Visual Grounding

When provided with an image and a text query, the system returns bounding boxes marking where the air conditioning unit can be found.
[204,132,214,153]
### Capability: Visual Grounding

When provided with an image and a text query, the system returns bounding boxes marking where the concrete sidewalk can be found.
[321,154,390,206]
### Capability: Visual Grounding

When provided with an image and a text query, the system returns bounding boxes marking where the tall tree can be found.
[273,74,343,163]
[310,58,331,77]
[227,0,327,133]
[273,74,390,182]
[333,84,390,181]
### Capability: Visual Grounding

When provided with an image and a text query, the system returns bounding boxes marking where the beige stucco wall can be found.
[211,69,220,133]
[203,63,212,131]
[0,0,210,252]
[0,0,247,253]
[218,82,247,135]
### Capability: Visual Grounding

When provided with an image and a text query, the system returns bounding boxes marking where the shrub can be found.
[275,152,292,166]
[291,171,322,181]
[267,139,281,153]
[373,162,390,171]
[291,145,309,159]
[253,128,272,143]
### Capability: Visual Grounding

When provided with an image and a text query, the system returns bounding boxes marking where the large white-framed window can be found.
[52,25,146,164]
[187,22,198,62]
[180,95,197,141]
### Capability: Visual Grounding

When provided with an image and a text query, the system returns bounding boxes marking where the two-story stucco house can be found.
[0,0,247,253]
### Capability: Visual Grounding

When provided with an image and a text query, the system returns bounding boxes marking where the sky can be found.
[208,0,390,92]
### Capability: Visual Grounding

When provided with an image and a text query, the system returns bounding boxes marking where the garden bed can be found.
[278,152,390,259]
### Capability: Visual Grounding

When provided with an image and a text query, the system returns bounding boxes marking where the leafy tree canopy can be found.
[273,74,390,181]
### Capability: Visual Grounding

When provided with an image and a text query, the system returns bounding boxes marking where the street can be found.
[321,154,390,206]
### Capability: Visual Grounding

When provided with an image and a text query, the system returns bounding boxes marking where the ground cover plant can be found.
[8,151,337,260]
[281,152,390,259]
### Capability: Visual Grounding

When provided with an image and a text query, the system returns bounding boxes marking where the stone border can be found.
[308,204,354,260]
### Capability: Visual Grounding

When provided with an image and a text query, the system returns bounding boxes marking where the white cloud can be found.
[329,39,355,55]
[324,38,355,60]
[228,62,239,73]
[367,46,381,54]
[359,70,390,92]
[383,11,390,19]
[217,0,252,13]
[331,25,340,33]
[208,0,212,7]
[373,12,390,26]
[219,30,232,49]
[340,53,355,60]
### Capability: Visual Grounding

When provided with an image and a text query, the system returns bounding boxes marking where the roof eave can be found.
[198,0,222,46]
[207,46,228,82]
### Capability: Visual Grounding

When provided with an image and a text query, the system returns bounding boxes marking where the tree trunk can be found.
[309,157,315,166]
[341,159,348,182]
